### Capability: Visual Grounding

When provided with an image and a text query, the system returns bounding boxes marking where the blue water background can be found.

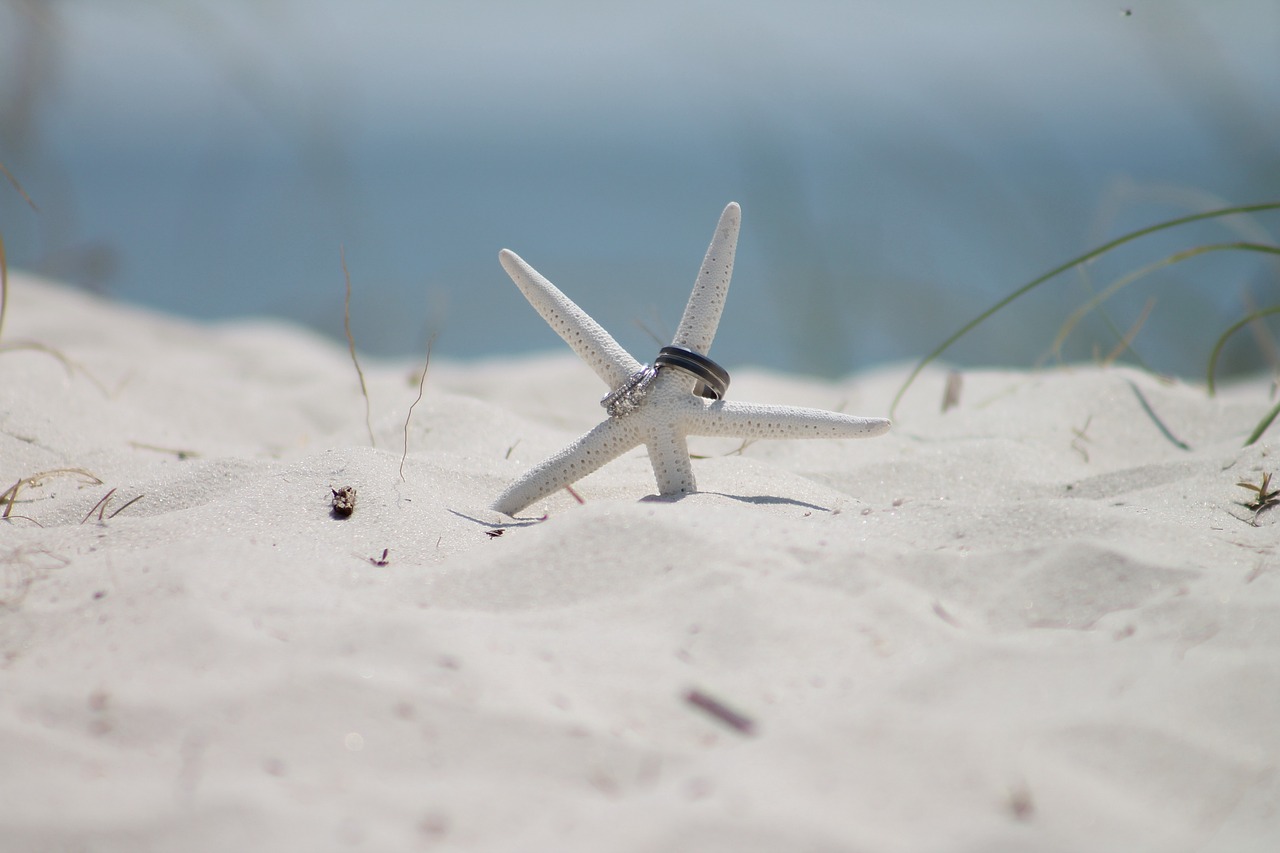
[2,0,1278,377]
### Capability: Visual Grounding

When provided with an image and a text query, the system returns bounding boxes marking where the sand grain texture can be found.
[2,274,1278,852]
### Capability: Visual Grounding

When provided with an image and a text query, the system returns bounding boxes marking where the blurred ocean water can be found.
[2,0,1278,377]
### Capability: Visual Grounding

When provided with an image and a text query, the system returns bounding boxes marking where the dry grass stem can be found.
[1237,471,1280,525]
[129,441,199,460]
[0,339,73,375]
[107,494,145,519]
[2,468,103,519]
[81,488,118,524]
[0,162,38,212]
[401,332,436,481]
[1102,297,1156,366]
[891,202,1280,417]
[1070,415,1094,463]
[941,370,963,412]
[2,547,69,609]
[340,247,375,448]
[0,339,114,398]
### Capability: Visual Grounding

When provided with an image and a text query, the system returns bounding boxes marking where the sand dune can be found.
[2,274,1278,851]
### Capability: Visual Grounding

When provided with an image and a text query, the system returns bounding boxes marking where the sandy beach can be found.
[2,272,1279,852]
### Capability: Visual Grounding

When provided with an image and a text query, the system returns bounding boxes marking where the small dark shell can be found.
[331,486,357,518]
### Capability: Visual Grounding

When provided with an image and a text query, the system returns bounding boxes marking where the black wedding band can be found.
[655,345,730,400]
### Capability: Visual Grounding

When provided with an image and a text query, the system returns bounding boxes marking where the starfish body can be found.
[493,202,889,516]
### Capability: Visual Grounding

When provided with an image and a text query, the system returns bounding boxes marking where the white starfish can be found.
[492,202,890,516]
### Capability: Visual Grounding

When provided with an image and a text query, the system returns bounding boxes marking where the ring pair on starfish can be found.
[492,202,890,516]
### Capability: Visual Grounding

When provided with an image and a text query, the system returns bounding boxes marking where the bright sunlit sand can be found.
[2,273,1279,851]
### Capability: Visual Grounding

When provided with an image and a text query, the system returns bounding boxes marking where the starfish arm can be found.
[646,424,697,496]
[499,249,642,389]
[672,202,740,355]
[685,400,891,440]
[492,417,644,515]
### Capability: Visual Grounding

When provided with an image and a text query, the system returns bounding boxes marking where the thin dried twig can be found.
[684,688,757,736]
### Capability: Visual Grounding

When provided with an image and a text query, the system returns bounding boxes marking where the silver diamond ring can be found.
[601,365,659,417]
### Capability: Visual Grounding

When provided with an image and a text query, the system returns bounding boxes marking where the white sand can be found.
[2,273,1279,852]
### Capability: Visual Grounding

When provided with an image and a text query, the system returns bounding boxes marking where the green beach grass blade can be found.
[1245,398,1280,447]
[890,202,1280,417]
[1127,379,1190,450]
[1058,268,1158,373]
[1206,305,1280,396]
[1050,243,1280,362]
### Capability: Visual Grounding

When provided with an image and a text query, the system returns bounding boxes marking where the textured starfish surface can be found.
[492,202,890,516]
